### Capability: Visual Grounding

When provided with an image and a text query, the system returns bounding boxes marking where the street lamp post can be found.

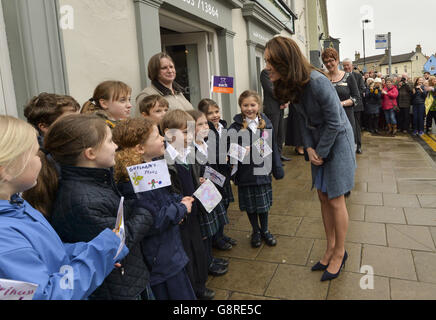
[362,19,371,72]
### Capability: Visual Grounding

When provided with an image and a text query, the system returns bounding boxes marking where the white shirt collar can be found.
[165,143,192,163]
[216,122,224,138]
[247,117,259,133]
[193,140,208,157]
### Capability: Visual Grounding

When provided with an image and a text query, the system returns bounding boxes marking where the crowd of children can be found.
[0,79,284,300]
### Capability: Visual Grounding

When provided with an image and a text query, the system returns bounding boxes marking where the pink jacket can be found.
[382,86,399,110]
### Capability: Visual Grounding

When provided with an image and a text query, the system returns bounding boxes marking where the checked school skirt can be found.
[238,184,273,214]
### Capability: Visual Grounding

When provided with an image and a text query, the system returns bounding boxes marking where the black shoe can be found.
[356,147,362,154]
[320,251,348,282]
[280,155,291,161]
[213,239,232,251]
[222,235,237,246]
[251,232,262,248]
[311,261,329,271]
[261,231,277,246]
[197,288,215,300]
[213,257,229,267]
[208,263,228,276]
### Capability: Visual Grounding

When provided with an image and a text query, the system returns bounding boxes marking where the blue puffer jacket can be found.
[228,113,284,186]
[117,182,189,287]
[0,194,128,300]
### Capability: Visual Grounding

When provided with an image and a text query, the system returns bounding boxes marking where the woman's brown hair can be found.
[112,118,155,183]
[24,114,109,216]
[148,52,175,82]
[265,36,324,104]
[238,90,266,130]
[81,80,132,116]
[321,48,339,63]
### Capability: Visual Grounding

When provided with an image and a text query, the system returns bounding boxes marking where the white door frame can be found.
[161,32,211,102]
[0,3,17,117]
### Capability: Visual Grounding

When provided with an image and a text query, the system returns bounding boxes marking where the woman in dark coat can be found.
[364,79,383,134]
[264,37,356,282]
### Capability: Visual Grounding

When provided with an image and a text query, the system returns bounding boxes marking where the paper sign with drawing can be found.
[127,160,171,193]
[114,197,125,260]
[193,179,222,213]
[203,166,226,188]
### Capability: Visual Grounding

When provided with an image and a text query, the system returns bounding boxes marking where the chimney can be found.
[416,44,422,53]
[355,52,360,61]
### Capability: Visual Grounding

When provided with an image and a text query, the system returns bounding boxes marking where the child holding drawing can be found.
[161,110,214,300]
[228,90,284,248]
[112,118,196,300]
[187,109,229,277]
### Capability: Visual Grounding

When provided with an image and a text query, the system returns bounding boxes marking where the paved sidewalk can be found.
[208,131,436,300]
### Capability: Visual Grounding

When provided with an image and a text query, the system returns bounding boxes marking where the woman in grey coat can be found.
[264,37,356,282]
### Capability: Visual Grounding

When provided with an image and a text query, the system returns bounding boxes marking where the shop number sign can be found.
[182,0,219,18]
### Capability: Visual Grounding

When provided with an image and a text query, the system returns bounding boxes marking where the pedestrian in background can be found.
[365,78,382,135]
[381,77,399,136]
[397,74,413,133]
[412,77,427,135]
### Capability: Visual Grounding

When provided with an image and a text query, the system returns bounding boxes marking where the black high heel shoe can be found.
[311,261,329,271]
[320,251,348,281]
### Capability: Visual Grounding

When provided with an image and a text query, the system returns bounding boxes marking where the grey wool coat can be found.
[293,70,357,199]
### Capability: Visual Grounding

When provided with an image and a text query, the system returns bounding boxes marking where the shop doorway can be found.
[161,32,210,109]
[255,48,266,99]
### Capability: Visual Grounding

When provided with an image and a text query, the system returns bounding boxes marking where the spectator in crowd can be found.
[365,78,382,135]
[425,76,436,133]
[397,74,413,133]
[412,77,427,135]
[381,77,399,136]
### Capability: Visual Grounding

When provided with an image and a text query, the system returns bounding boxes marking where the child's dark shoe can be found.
[223,235,237,246]
[261,231,277,246]
[251,232,262,248]
[213,257,229,267]
[213,239,232,251]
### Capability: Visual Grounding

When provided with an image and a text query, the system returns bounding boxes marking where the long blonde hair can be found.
[0,116,38,184]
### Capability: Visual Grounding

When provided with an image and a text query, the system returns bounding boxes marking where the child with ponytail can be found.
[36,114,154,300]
[0,115,128,300]
[228,90,284,248]
[112,118,196,300]
[81,80,133,128]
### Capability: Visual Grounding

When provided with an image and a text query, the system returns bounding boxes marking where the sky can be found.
[326,0,436,61]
